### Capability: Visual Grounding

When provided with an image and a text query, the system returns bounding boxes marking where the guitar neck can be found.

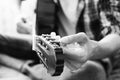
[32,32,64,76]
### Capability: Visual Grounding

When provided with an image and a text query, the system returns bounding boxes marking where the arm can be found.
[0,33,32,51]
[88,33,120,60]
[60,33,120,60]
[60,33,120,71]
[0,54,25,72]
[0,33,38,59]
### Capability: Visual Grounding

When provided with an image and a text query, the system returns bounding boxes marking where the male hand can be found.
[21,60,52,80]
[60,32,98,71]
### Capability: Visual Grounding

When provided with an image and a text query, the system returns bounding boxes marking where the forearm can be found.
[88,33,120,60]
[0,54,25,72]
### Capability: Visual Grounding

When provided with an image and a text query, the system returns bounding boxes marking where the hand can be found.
[21,60,51,80]
[17,18,32,34]
[60,32,98,71]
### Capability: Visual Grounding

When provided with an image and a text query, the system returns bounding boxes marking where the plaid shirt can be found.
[77,0,120,40]
[80,0,120,79]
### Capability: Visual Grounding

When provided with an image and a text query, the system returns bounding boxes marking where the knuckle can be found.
[77,33,89,43]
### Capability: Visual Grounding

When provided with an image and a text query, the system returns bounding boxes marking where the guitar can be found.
[33,32,64,76]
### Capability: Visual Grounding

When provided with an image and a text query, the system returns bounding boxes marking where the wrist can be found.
[20,61,30,75]
[20,61,26,72]
[20,60,34,75]
[86,40,100,60]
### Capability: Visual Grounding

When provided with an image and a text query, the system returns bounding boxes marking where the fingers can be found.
[60,32,89,46]
[65,57,85,71]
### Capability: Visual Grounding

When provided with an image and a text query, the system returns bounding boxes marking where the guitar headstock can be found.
[33,32,64,76]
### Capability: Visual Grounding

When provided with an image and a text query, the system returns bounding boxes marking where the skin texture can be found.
[60,33,120,71]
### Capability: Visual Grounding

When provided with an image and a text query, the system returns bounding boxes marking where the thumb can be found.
[60,32,89,45]
[20,60,34,74]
